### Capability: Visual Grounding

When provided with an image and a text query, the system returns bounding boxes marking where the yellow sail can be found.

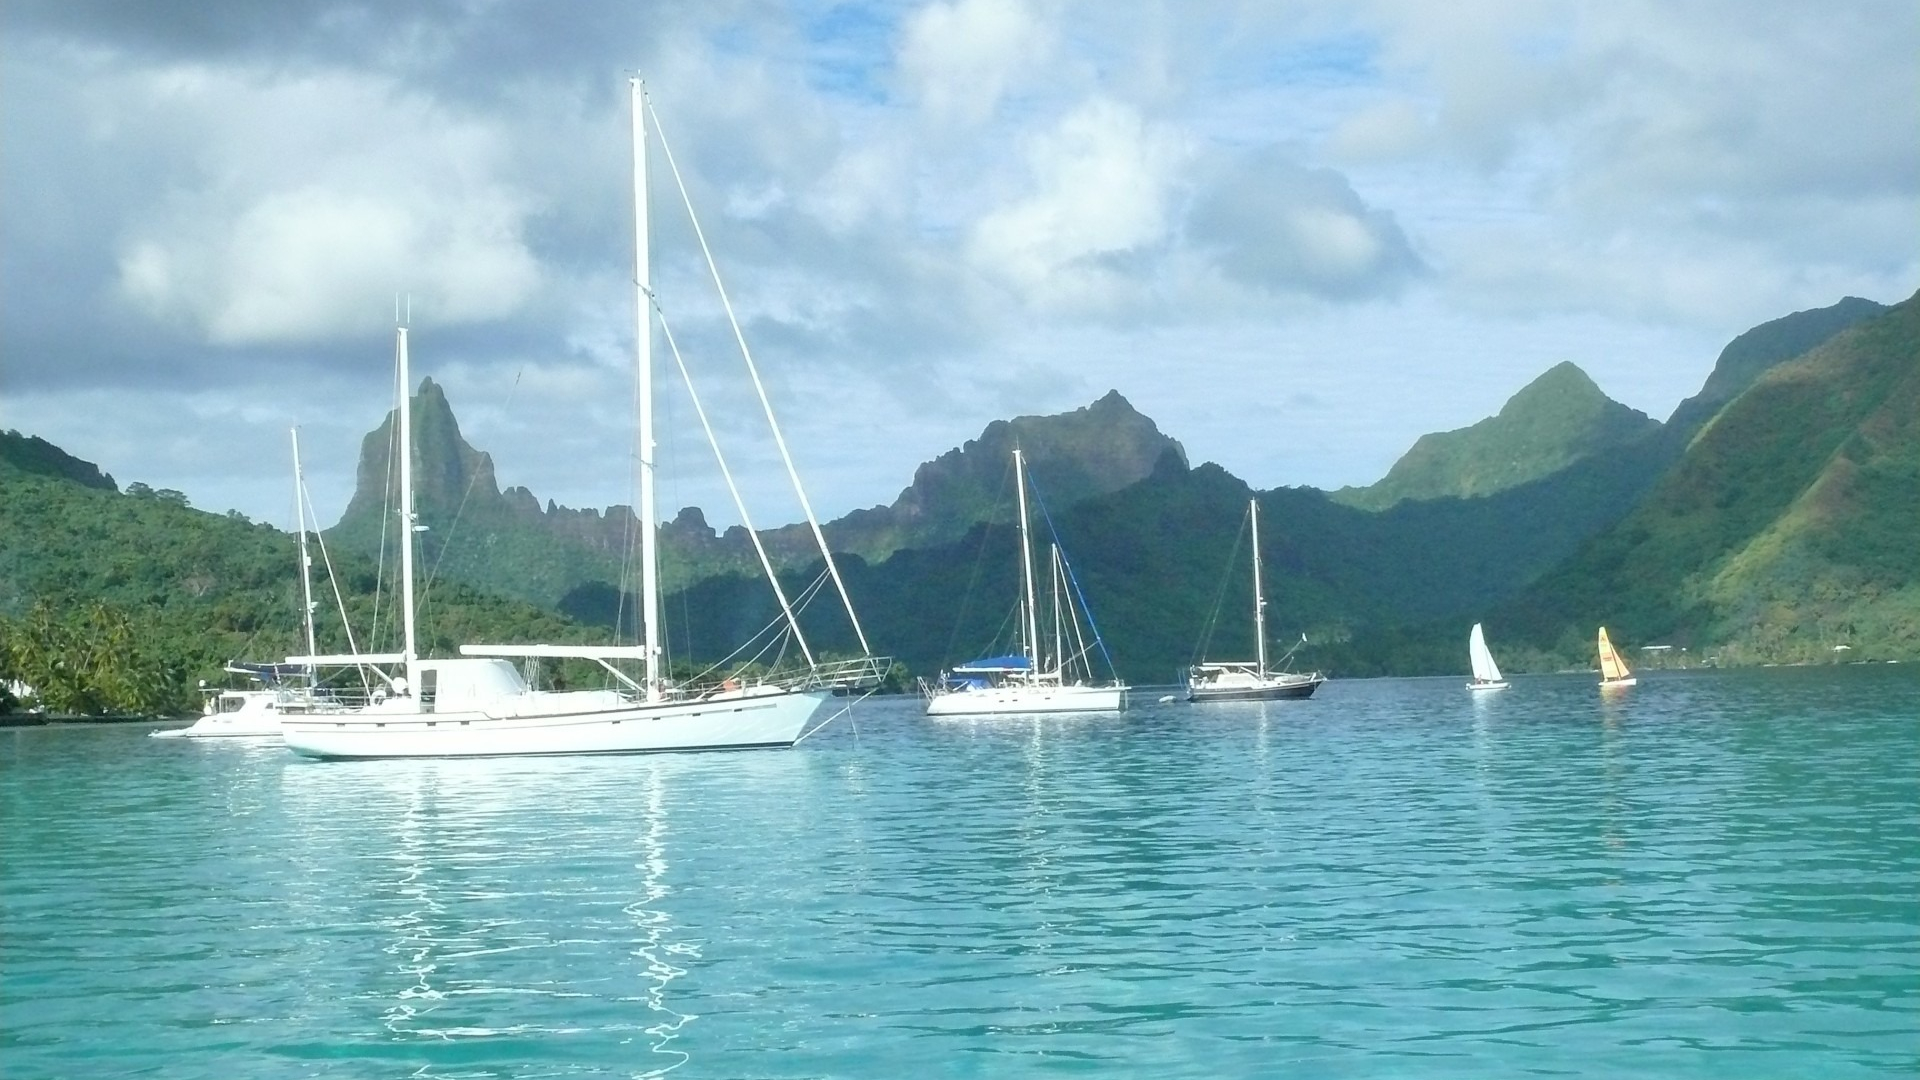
[1597,626,1632,682]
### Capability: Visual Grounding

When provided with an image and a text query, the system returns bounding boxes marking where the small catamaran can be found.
[1467,622,1508,691]
[1597,626,1636,688]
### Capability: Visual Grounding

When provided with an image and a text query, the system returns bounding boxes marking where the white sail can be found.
[1468,623,1505,685]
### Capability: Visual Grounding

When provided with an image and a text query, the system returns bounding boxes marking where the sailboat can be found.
[278,78,885,760]
[1187,499,1324,702]
[1466,622,1509,691]
[1597,626,1636,688]
[154,429,329,739]
[924,448,1128,716]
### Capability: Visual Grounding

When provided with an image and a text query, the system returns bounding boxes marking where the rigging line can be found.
[795,680,880,745]
[370,360,401,655]
[1060,545,1095,681]
[1025,471,1118,681]
[687,570,831,685]
[1193,509,1249,665]
[650,294,817,668]
[943,461,1015,665]
[646,98,872,658]
[303,477,372,693]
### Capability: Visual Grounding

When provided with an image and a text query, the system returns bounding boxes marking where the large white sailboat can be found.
[280,79,884,760]
[1466,622,1509,691]
[1187,499,1324,702]
[924,449,1127,716]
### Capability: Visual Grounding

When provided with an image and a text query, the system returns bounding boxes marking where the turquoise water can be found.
[3,667,1917,1078]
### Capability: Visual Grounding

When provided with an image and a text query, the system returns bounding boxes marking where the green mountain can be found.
[646,295,1918,679]
[327,383,1186,613]
[813,390,1187,562]
[325,378,662,611]
[1333,362,1660,510]
[0,430,117,491]
[1666,296,1887,434]
[1504,289,1920,664]
[0,430,596,715]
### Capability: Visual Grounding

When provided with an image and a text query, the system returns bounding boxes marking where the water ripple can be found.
[3,667,1917,1077]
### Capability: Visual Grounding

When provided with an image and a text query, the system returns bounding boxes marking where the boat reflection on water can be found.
[275,756,706,1066]
[630,770,696,1074]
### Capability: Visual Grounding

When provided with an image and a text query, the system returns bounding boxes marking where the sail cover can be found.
[954,655,1031,673]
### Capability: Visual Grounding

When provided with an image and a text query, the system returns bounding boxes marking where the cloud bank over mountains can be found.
[2,0,1913,528]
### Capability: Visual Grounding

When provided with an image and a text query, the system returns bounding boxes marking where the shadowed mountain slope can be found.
[1503,290,1920,663]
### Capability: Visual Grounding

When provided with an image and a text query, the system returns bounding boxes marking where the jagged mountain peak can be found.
[848,391,1188,553]
[336,377,502,526]
[1503,361,1605,411]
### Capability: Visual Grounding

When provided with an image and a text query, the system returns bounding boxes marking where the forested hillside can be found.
[0,436,599,715]
[1502,291,1920,664]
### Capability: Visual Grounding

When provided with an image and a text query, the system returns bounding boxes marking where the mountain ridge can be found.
[1503,289,1920,663]
[326,384,1187,610]
[1333,361,1660,511]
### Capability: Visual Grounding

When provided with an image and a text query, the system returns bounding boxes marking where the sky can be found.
[4,0,1916,532]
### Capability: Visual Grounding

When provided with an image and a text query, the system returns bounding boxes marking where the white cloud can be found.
[1187,149,1424,299]
[967,97,1189,311]
[898,0,1054,128]
[109,66,541,345]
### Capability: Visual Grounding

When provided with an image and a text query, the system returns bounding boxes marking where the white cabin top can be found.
[415,658,530,710]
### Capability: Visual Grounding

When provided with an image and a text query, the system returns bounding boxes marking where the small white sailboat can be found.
[1187,499,1324,702]
[1466,622,1509,691]
[1597,626,1637,688]
[279,78,884,760]
[924,448,1128,716]
[151,665,315,740]
[155,430,329,740]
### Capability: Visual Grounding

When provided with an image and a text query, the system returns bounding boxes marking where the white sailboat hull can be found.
[281,689,830,759]
[151,709,285,740]
[1599,677,1637,689]
[926,683,1126,716]
[1467,680,1509,692]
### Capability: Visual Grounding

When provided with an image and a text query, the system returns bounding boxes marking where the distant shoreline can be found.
[0,714,185,729]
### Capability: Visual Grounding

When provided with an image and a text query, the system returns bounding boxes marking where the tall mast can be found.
[290,429,318,670]
[396,327,419,695]
[1015,448,1040,675]
[1251,498,1267,674]
[631,76,662,702]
